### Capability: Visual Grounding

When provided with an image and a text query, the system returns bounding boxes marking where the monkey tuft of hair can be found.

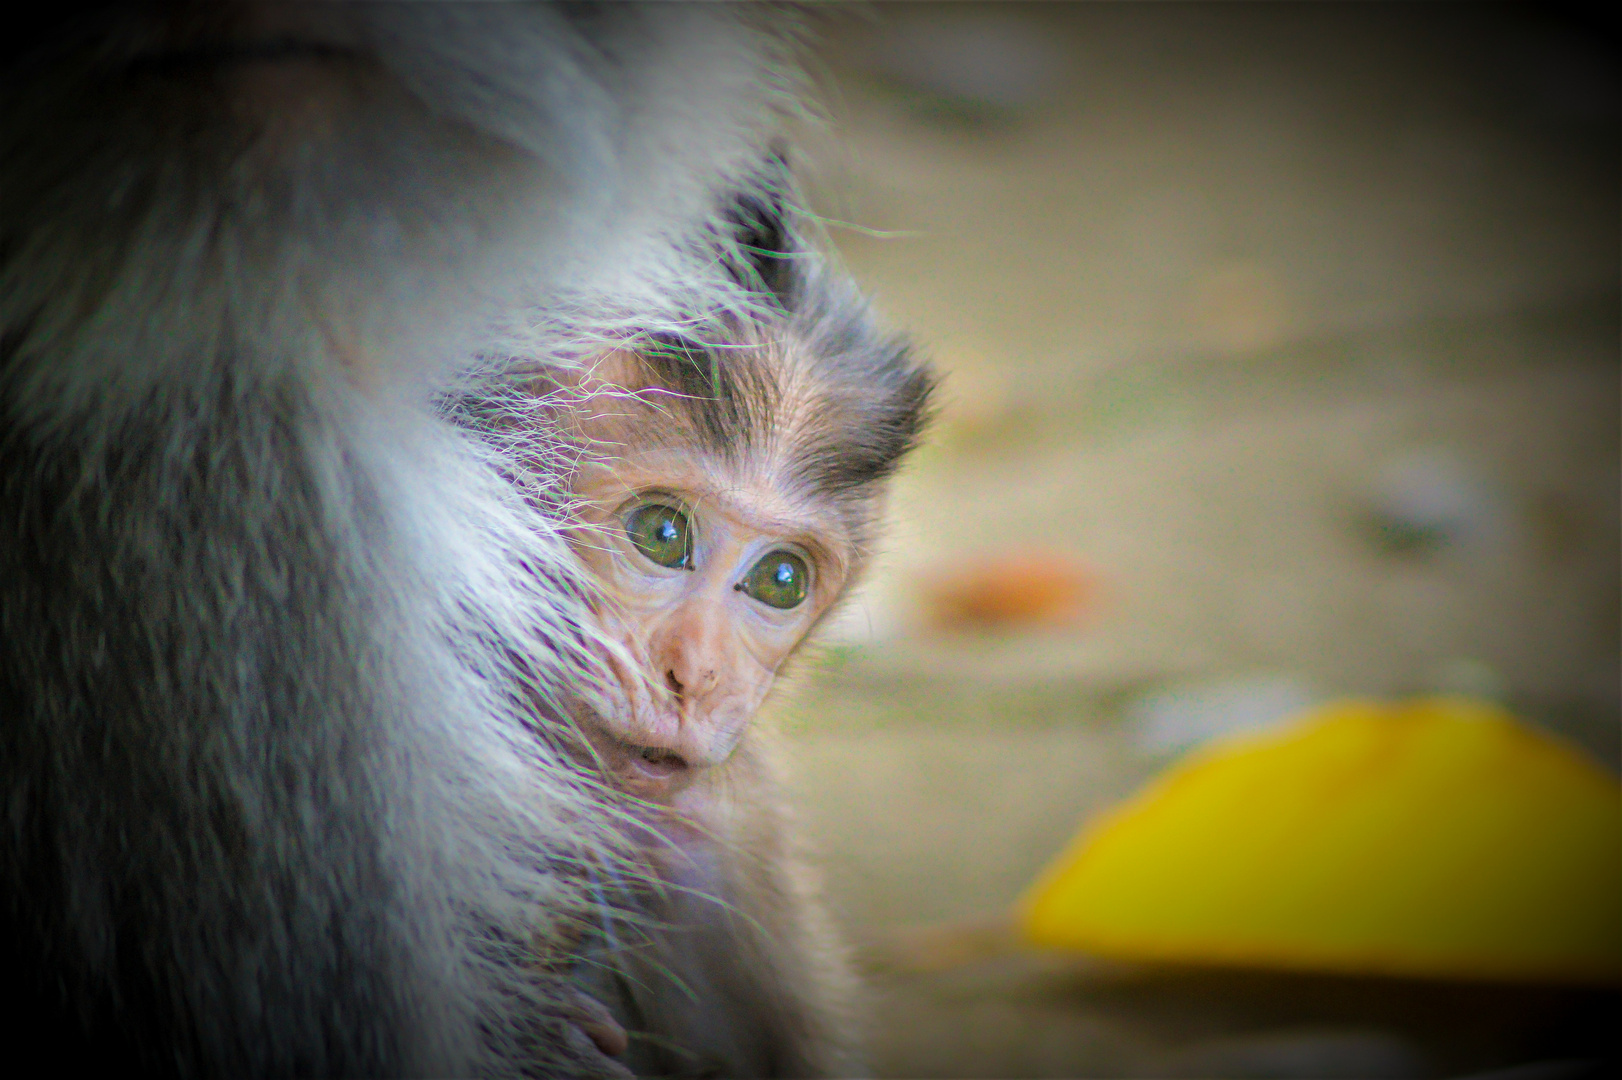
[721,147,799,308]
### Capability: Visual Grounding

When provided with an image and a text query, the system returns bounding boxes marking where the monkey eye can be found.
[737,550,809,610]
[624,502,694,569]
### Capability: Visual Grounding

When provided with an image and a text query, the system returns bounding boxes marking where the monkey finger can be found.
[566,988,631,1059]
[551,1011,635,1080]
[559,1027,636,1080]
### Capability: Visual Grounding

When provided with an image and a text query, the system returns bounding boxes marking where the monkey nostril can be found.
[665,669,683,699]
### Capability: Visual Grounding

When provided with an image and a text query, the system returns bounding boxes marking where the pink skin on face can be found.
[567,446,850,802]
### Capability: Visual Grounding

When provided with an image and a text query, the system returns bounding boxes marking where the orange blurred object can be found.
[925,547,1100,630]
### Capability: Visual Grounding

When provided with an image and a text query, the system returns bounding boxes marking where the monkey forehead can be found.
[574,349,653,390]
[556,352,727,431]
[561,369,896,556]
[572,348,905,481]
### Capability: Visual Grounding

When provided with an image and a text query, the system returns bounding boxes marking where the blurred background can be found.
[771,5,1619,1077]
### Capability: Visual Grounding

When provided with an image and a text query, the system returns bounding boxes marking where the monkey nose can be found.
[664,657,720,704]
[654,602,728,699]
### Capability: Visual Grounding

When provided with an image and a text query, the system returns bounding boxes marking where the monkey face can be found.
[565,449,852,799]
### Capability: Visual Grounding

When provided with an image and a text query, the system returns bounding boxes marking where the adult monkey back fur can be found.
[1,6,802,1076]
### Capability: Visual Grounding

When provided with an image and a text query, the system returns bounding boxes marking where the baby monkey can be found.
[530,208,933,1077]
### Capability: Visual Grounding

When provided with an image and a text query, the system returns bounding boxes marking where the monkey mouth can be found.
[628,743,690,781]
[573,709,696,798]
[588,734,691,798]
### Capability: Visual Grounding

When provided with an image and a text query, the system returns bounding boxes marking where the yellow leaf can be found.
[1018,697,1621,984]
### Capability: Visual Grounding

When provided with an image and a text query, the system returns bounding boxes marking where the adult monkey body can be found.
[1,6,803,1076]
[514,201,934,1076]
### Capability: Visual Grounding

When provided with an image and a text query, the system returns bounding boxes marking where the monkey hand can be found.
[566,985,631,1060]
[540,985,635,1080]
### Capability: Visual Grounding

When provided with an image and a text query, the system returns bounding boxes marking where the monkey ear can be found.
[723,147,799,310]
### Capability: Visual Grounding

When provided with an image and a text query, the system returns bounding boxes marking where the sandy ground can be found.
[766,6,1619,1077]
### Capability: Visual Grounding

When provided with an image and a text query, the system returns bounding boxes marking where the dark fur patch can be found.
[636,331,778,464]
[634,265,934,520]
[723,150,797,308]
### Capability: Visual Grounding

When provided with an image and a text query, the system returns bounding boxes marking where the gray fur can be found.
[2,6,797,1076]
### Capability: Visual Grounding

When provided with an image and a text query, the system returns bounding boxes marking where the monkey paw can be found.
[540,985,634,1080]
[567,986,630,1059]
